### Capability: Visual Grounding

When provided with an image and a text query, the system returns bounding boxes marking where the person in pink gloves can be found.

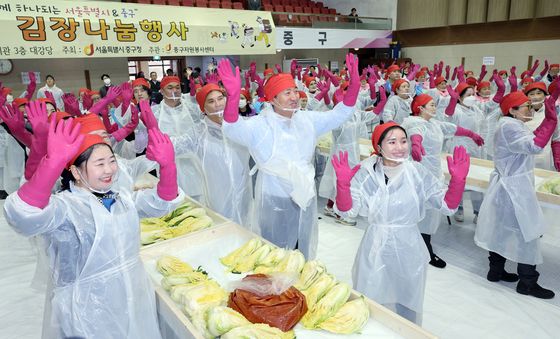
[218,54,360,260]
[332,122,470,324]
[3,117,182,338]
[402,94,483,268]
[475,91,558,299]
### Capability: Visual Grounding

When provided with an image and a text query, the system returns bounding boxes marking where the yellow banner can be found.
[0,0,276,58]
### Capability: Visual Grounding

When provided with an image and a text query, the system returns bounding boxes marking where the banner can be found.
[276,27,391,50]
[0,0,276,58]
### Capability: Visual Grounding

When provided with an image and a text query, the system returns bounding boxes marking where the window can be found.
[128,61,137,81]
[148,60,172,80]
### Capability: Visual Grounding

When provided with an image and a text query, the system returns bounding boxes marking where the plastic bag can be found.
[228,274,308,332]
[228,272,298,296]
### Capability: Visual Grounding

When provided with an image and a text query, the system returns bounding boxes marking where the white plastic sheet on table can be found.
[140,222,437,339]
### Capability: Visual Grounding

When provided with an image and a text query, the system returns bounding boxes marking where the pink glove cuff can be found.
[17,156,64,209]
[444,176,466,210]
[335,180,353,212]
[157,163,178,201]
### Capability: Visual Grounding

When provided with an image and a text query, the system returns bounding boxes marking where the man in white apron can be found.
[217,55,361,259]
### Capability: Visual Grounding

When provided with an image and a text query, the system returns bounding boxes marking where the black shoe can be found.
[517,282,555,299]
[429,255,446,268]
[487,270,519,282]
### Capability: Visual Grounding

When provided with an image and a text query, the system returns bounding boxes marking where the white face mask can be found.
[380,149,407,163]
[5,94,13,103]
[272,99,299,114]
[103,78,111,86]
[164,92,181,101]
[76,168,118,194]
[206,109,224,116]
[531,99,544,106]
[239,98,247,108]
[462,95,477,107]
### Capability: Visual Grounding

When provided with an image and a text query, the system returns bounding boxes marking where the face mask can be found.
[462,95,477,107]
[164,92,181,101]
[5,94,13,103]
[380,149,407,163]
[272,99,299,114]
[480,93,491,98]
[239,99,247,108]
[531,99,544,106]
[399,90,411,98]
[76,168,118,194]
[103,78,111,86]
[206,109,224,116]
[187,70,192,77]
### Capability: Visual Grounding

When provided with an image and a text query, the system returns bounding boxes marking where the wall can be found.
[402,39,560,72]
[0,58,129,97]
[317,0,397,30]
[239,49,348,72]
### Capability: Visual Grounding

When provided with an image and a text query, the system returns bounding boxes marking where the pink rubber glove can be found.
[508,68,518,92]
[0,103,32,147]
[315,79,331,104]
[25,72,37,100]
[539,60,549,78]
[120,82,133,115]
[445,85,459,116]
[290,59,297,78]
[189,77,197,96]
[333,88,344,106]
[147,129,178,201]
[552,141,560,172]
[275,64,282,74]
[62,93,81,116]
[444,146,470,209]
[139,100,159,131]
[18,119,84,208]
[44,91,56,108]
[429,70,436,89]
[492,73,506,103]
[100,107,118,133]
[249,61,257,81]
[407,64,419,81]
[373,87,387,115]
[445,65,451,80]
[455,126,485,146]
[367,76,378,100]
[111,104,139,142]
[332,151,360,212]
[457,65,465,83]
[325,69,340,87]
[533,95,558,148]
[90,86,122,115]
[244,71,251,89]
[343,53,360,106]
[410,134,426,162]
[451,67,458,81]
[24,101,50,180]
[478,65,487,83]
[437,61,444,77]
[217,58,241,123]
[528,59,539,77]
[82,91,93,111]
[296,66,303,81]
[254,73,265,98]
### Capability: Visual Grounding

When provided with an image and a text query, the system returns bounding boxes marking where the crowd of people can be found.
[0,54,559,336]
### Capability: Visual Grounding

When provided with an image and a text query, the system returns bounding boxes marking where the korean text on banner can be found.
[0,0,276,58]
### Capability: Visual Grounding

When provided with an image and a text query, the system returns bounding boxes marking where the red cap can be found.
[372,121,401,155]
[68,134,107,169]
[411,94,433,116]
[74,113,106,134]
[160,76,181,89]
[524,82,547,95]
[420,66,429,72]
[435,76,446,86]
[466,77,478,87]
[240,88,251,102]
[304,76,316,88]
[455,83,473,96]
[263,68,274,77]
[1,87,12,96]
[385,65,400,79]
[196,83,223,112]
[48,111,72,123]
[415,71,426,80]
[38,97,56,108]
[298,90,307,99]
[498,70,507,76]
[500,91,529,115]
[550,64,559,69]
[13,97,28,107]
[264,73,297,102]
[520,71,530,80]
[89,90,100,96]
[391,79,408,94]
[132,78,150,89]
[78,88,89,95]
[340,82,349,91]
[521,77,534,85]
[477,81,491,92]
